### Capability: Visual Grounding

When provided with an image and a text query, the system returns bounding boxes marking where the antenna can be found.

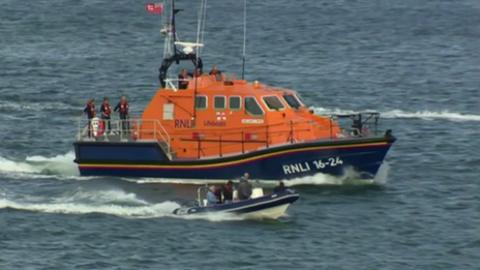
[171,0,177,54]
[241,0,247,80]
[193,0,208,121]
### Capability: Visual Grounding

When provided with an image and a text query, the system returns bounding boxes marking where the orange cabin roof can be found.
[139,74,341,159]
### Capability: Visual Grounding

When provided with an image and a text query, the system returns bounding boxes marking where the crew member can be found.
[83,99,96,137]
[352,114,362,136]
[273,181,287,193]
[114,96,129,134]
[238,173,252,200]
[222,180,234,203]
[178,69,190,89]
[194,68,202,77]
[209,65,222,81]
[214,185,222,203]
[100,97,112,133]
[206,185,220,206]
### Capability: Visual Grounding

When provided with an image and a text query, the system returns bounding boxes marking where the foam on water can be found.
[0,150,390,189]
[284,163,389,186]
[0,188,243,221]
[313,107,480,122]
[0,152,79,177]
[133,164,389,187]
[0,188,176,218]
[0,198,181,219]
[381,109,480,122]
[0,101,77,113]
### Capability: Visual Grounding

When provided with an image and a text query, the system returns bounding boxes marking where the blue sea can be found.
[1,0,479,269]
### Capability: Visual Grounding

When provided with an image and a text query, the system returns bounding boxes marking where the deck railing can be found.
[76,117,172,159]
[181,112,383,159]
[76,112,383,160]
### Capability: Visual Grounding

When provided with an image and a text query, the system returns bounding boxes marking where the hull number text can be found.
[282,157,344,175]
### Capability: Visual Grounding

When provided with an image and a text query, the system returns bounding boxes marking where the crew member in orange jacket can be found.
[114,96,129,134]
[100,97,112,133]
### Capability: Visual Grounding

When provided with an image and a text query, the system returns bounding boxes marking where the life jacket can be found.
[131,122,138,141]
[85,103,95,118]
[101,103,111,117]
[118,102,129,114]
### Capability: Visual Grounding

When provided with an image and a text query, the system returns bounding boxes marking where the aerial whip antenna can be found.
[241,0,247,80]
[193,0,208,121]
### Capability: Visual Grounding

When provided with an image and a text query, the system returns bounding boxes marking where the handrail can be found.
[178,112,384,158]
[152,119,172,158]
[76,112,383,160]
[164,78,182,91]
[75,117,173,160]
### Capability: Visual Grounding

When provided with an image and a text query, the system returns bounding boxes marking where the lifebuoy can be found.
[91,117,105,137]
[131,123,138,141]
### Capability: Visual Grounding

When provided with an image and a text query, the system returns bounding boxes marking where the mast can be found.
[241,0,247,80]
[192,0,208,121]
[158,0,203,88]
[171,0,177,53]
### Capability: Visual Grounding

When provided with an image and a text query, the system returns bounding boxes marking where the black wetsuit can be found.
[222,185,233,202]
[83,103,95,137]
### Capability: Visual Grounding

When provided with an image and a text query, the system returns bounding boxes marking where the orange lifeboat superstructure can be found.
[140,74,341,159]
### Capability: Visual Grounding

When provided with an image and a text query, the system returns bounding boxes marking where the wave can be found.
[283,163,389,186]
[0,198,180,219]
[0,152,79,177]
[0,101,78,113]
[133,164,389,187]
[0,188,242,221]
[312,107,480,122]
[0,188,177,218]
[0,149,389,188]
[381,109,480,122]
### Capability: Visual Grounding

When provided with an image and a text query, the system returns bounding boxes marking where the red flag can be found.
[146,3,164,14]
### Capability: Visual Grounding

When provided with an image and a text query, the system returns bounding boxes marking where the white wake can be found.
[0,152,79,178]
[132,163,390,187]
[0,188,177,218]
[313,107,480,122]
[283,163,389,186]
[0,188,243,221]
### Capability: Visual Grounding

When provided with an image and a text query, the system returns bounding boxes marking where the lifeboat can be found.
[73,0,395,182]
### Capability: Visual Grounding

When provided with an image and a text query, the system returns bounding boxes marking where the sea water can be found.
[0,0,479,269]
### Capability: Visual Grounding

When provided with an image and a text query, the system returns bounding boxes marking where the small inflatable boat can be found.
[173,187,299,220]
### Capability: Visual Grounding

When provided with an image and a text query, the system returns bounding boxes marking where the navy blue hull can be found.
[74,136,395,181]
[173,190,300,215]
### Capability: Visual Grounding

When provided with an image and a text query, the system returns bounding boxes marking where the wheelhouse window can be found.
[263,96,285,111]
[214,96,226,110]
[229,96,241,110]
[244,97,264,116]
[283,94,302,109]
[195,96,207,110]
